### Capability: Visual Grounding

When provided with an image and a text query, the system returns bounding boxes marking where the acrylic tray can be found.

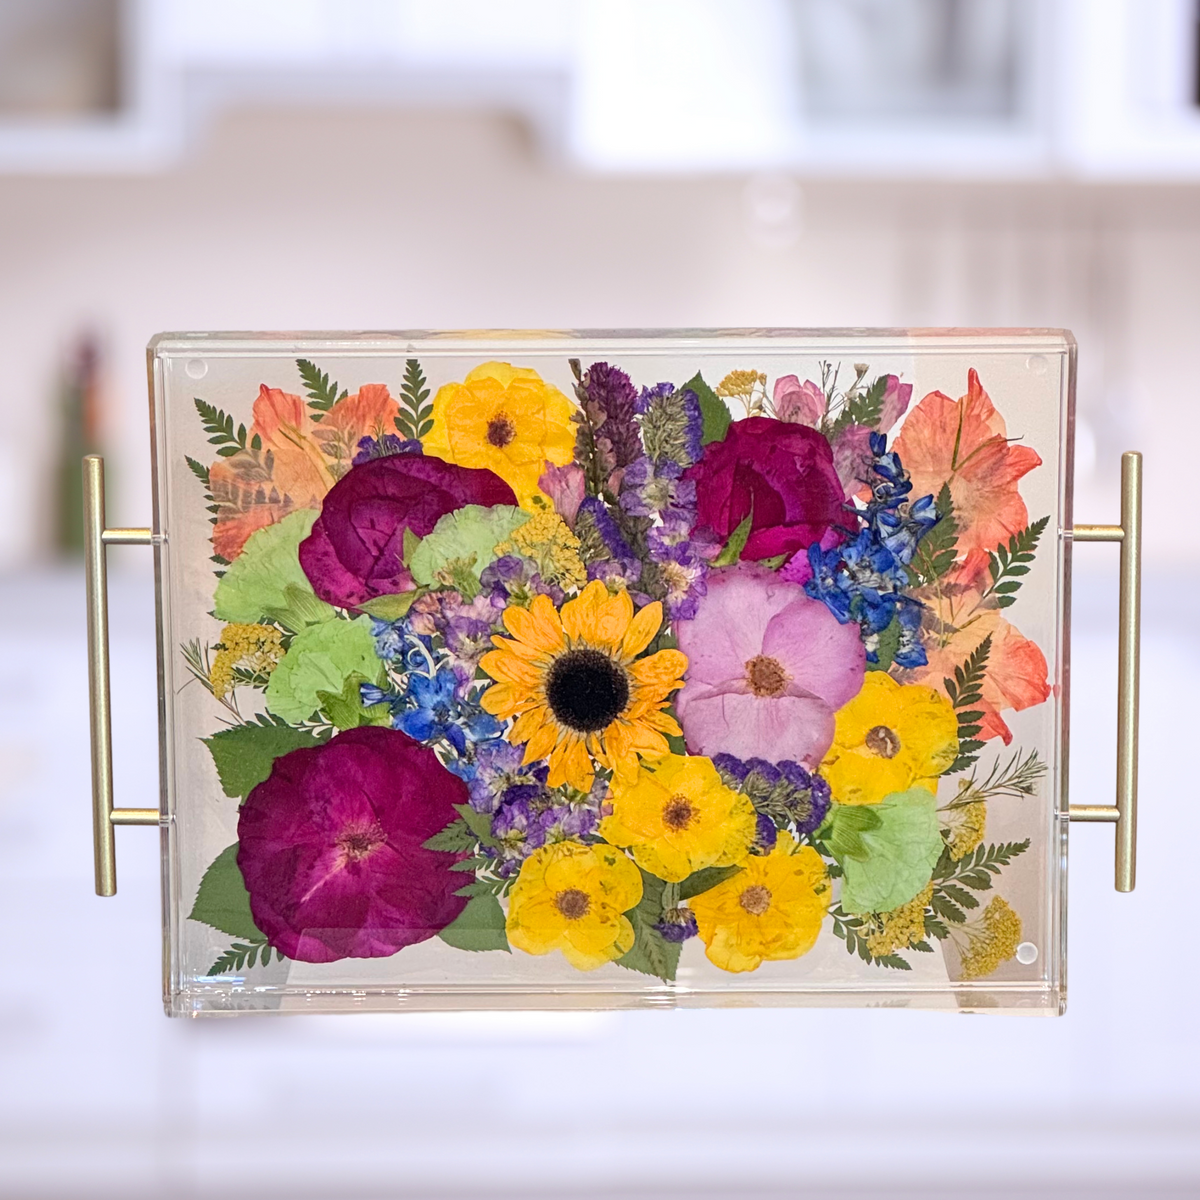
[84,329,1141,1016]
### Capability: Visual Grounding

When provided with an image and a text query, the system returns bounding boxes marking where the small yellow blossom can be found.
[601,754,757,883]
[715,369,767,398]
[495,509,587,592]
[821,672,959,806]
[506,841,643,970]
[864,882,934,958]
[943,799,987,860]
[209,623,283,699]
[958,896,1022,979]
[690,832,829,973]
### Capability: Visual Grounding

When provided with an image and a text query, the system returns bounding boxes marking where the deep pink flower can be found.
[300,454,516,609]
[831,423,875,499]
[773,376,826,426]
[683,416,845,560]
[237,726,469,963]
[674,565,865,765]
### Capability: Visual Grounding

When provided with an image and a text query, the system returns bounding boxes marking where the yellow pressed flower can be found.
[209,623,283,699]
[424,361,575,509]
[957,896,1022,979]
[479,580,688,792]
[494,509,587,591]
[864,882,934,958]
[821,672,958,806]
[601,754,757,883]
[715,369,767,398]
[943,799,987,860]
[506,840,643,970]
[690,832,829,973]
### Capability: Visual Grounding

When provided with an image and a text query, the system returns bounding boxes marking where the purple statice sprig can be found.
[713,754,832,839]
[636,382,703,469]
[353,433,422,465]
[619,456,697,524]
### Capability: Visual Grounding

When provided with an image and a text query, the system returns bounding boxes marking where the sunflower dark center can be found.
[745,654,789,698]
[486,412,517,448]
[739,884,772,915]
[545,648,629,733]
[555,888,591,920]
[662,795,695,831]
[336,822,387,863]
[865,725,901,758]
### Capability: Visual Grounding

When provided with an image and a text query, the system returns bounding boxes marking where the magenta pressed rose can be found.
[299,454,516,609]
[237,726,469,963]
[683,416,845,561]
[674,565,865,765]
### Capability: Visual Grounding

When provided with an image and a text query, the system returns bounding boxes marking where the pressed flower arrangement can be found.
[181,346,1056,992]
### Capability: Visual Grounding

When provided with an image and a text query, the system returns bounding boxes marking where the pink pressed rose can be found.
[773,375,826,426]
[237,726,469,963]
[831,423,875,500]
[538,460,587,528]
[878,374,913,432]
[674,565,865,765]
[683,416,845,561]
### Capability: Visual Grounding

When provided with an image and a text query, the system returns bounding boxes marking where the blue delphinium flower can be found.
[395,667,501,756]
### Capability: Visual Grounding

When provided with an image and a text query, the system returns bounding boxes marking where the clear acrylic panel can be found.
[148,329,1074,1016]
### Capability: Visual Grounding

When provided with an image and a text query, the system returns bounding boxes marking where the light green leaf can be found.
[409,505,528,587]
[835,789,944,915]
[438,894,510,952]
[202,715,323,800]
[265,616,380,723]
[213,510,335,630]
[316,671,391,731]
[683,371,732,445]
[189,843,261,939]
[677,863,742,901]
[711,507,754,568]
[357,590,421,621]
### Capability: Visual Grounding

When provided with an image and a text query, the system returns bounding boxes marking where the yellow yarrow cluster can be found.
[495,510,587,592]
[864,882,934,958]
[715,369,767,398]
[959,896,1023,980]
[209,623,283,699]
[944,800,987,860]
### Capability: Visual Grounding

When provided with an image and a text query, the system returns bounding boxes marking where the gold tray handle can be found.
[83,455,158,897]
[1069,451,1142,892]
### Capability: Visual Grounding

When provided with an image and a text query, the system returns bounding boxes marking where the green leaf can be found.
[189,843,262,940]
[617,868,680,982]
[202,715,323,800]
[822,803,884,862]
[396,358,434,443]
[206,939,276,976]
[423,818,478,854]
[402,526,421,566]
[866,614,902,672]
[759,552,789,570]
[297,358,347,415]
[677,863,743,901]
[316,671,391,731]
[834,789,944,915]
[453,803,498,848]
[909,482,958,585]
[357,591,421,621]
[944,634,993,773]
[265,616,380,724]
[438,894,510,952]
[409,505,528,587]
[682,371,731,445]
[711,507,753,567]
[213,509,335,630]
[983,516,1048,605]
[185,455,210,488]
[194,398,252,456]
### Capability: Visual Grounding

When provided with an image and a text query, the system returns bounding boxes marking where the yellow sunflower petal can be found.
[480,682,521,718]
[562,738,595,791]
[523,719,560,763]
[619,600,664,661]
[589,587,635,653]
[510,705,550,745]
[629,648,688,689]
[478,648,542,687]
[501,594,565,654]
[560,579,610,643]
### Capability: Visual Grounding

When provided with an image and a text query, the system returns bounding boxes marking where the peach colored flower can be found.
[315,384,401,471]
[894,369,1041,578]
[897,594,1050,744]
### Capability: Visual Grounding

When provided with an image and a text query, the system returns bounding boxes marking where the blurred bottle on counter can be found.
[55,333,103,554]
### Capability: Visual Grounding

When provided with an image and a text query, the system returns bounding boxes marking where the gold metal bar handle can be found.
[83,455,157,897]
[1067,451,1142,892]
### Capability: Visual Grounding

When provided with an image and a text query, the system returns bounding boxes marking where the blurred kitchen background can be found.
[3,2,1199,1198]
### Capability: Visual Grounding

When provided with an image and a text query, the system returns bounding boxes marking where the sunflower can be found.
[424,361,576,509]
[479,580,688,792]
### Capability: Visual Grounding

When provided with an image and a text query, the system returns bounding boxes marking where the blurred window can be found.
[0,0,121,119]
[795,0,1024,123]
